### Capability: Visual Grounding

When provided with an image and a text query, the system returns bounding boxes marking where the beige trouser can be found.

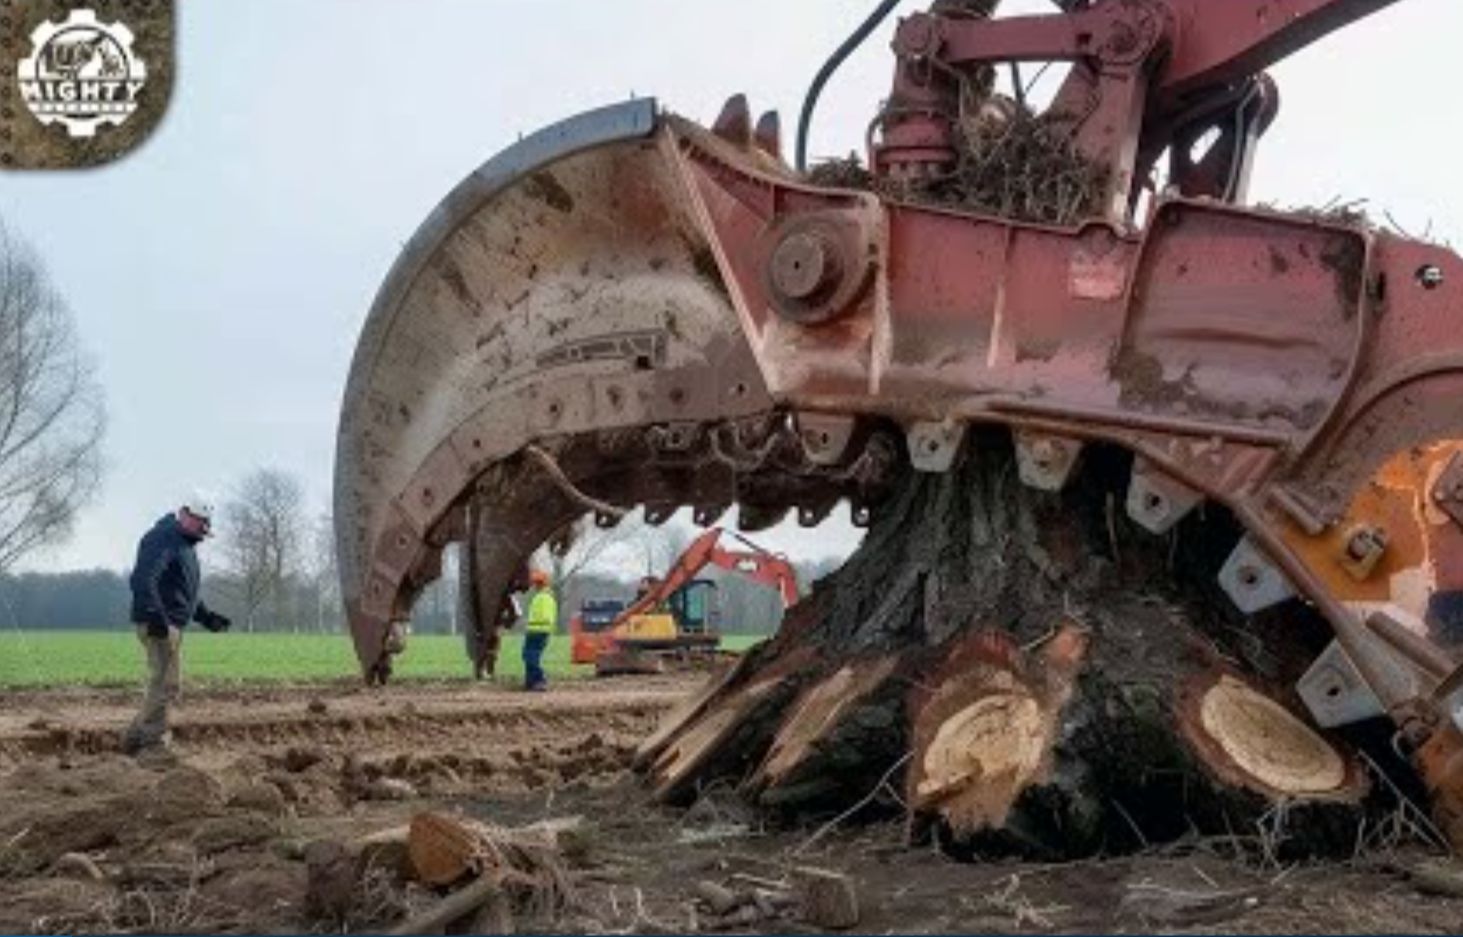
[123,624,181,752]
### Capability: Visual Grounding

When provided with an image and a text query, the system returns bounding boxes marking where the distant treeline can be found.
[0,555,843,636]
[0,568,360,634]
[0,570,131,631]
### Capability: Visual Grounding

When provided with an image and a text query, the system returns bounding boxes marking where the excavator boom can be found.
[616,527,799,626]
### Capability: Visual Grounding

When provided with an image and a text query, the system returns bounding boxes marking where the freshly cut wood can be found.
[648,676,783,802]
[646,647,819,804]
[409,812,485,887]
[745,655,902,806]
[355,824,411,847]
[1176,672,1367,802]
[633,655,749,769]
[54,852,106,882]
[407,811,584,887]
[396,811,576,934]
[1409,859,1463,899]
[793,866,860,930]
[907,626,1087,837]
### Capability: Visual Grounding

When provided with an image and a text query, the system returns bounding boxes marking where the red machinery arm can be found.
[878,0,1406,209]
[705,537,801,608]
[612,527,799,626]
[898,0,1401,97]
[1156,0,1402,100]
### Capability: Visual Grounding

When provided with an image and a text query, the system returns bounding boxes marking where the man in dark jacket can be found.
[121,496,232,755]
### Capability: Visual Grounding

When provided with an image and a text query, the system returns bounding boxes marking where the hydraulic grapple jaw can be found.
[334,100,901,684]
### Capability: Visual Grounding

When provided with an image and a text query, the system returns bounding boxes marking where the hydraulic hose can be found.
[796,0,906,173]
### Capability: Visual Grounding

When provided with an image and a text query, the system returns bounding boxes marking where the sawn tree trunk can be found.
[636,431,1376,859]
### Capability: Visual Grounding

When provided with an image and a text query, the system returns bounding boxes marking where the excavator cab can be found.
[615,579,722,653]
[569,579,722,670]
[666,579,720,636]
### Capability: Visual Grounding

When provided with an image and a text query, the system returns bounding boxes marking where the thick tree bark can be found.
[638,430,1376,858]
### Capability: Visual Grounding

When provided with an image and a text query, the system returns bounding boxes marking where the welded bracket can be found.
[1436,452,1463,529]
[1125,458,1202,535]
[796,413,857,467]
[1014,430,1083,492]
[1300,608,1460,729]
[1298,641,1386,729]
[908,421,963,473]
[1218,536,1296,614]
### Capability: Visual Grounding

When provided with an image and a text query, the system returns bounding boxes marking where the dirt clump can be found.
[0,679,682,934]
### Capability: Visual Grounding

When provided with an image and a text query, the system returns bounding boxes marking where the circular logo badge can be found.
[17,9,148,139]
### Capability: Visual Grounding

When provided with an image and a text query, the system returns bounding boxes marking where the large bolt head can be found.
[762,212,874,325]
[771,231,840,302]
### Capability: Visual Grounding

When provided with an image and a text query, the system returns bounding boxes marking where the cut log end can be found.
[916,689,1047,828]
[907,627,1087,837]
[1178,672,1368,803]
[408,811,484,887]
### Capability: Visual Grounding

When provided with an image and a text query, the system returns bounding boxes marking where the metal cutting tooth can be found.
[1014,430,1083,492]
[1298,640,1386,728]
[694,504,730,526]
[754,110,783,159]
[798,500,837,528]
[1218,536,1297,614]
[1125,459,1202,535]
[644,504,678,526]
[907,421,963,473]
[712,93,752,147]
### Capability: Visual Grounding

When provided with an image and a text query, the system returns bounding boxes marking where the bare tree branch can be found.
[0,223,106,571]
[222,468,305,631]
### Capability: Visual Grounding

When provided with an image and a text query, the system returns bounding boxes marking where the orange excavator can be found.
[570,527,798,675]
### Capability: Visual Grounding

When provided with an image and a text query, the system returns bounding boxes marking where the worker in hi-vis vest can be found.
[522,569,557,691]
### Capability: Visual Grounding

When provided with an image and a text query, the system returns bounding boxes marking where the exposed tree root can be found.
[638,431,1381,858]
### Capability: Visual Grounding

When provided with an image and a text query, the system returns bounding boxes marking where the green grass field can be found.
[0,630,765,688]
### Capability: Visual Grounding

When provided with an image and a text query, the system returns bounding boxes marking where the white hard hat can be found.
[181,492,216,523]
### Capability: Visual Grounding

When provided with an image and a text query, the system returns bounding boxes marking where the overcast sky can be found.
[0,0,1458,573]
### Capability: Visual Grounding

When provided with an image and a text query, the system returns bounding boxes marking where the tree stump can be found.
[638,431,1377,858]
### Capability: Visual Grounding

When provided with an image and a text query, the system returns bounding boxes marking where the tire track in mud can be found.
[0,682,693,792]
[7,698,670,757]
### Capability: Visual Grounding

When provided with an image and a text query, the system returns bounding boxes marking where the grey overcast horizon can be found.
[0,0,1458,574]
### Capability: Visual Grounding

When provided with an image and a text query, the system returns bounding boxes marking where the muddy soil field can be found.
[1,677,1461,935]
